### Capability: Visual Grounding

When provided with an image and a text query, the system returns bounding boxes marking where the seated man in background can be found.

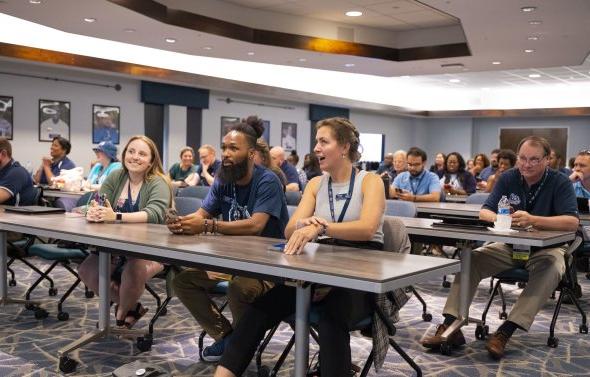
[376,152,395,179]
[270,146,300,192]
[167,116,289,362]
[422,136,578,360]
[485,149,517,193]
[0,138,37,205]
[569,150,590,198]
[389,147,440,202]
[196,144,221,186]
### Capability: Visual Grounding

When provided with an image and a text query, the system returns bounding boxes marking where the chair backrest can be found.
[177,185,210,199]
[287,205,297,218]
[465,192,490,205]
[382,216,411,254]
[31,186,43,205]
[385,200,417,218]
[174,197,202,216]
[76,191,95,207]
[285,191,302,206]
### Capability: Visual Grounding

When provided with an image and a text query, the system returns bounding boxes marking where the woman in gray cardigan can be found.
[78,135,172,328]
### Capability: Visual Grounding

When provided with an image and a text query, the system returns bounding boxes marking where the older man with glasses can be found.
[422,136,579,360]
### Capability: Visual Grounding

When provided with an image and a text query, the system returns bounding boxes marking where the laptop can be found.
[577,197,590,214]
[430,214,493,231]
[4,206,66,215]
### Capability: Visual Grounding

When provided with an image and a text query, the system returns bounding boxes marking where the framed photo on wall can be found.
[220,116,240,146]
[0,96,13,140]
[262,120,270,144]
[39,99,70,142]
[92,104,120,144]
[281,122,297,151]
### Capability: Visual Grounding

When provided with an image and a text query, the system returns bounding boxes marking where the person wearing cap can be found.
[87,141,122,189]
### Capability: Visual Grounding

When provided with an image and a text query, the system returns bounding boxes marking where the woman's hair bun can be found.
[243,115,264,138]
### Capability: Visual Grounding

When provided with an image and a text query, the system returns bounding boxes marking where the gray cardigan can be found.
[99,168,171,224]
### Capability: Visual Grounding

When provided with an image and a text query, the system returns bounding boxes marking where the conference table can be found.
[443,194,469,203]
[416,202,482,218]
[0,211,460,376]
[399,216,577,354]
[41,188,89,200]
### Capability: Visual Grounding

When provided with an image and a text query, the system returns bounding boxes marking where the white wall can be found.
[0,60,143,174]
[350,111,415,158]
[414,117,474,161]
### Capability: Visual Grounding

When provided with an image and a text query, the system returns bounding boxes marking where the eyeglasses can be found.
[407,162,423,168]
[517,155,545,166]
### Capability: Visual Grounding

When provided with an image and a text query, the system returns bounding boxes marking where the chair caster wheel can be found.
[160,307,168,316]
[547,336,559,348]
[422,313,432,322]
[57,311,70,321]
[85,291,95,299]
[257,365,270,377]
[440,342,452,356]
[8,280,16,287]
[59,355,78,374]
[580,324,588,334]
[48,287,58,296]
[499,312,507,320]
[475,325,489,340]
[34,307,49,319]
[137,335,153,352]
[442,281,451,288]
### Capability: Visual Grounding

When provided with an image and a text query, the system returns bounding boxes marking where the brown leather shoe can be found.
[422,323,466,349]
[486,331,510,359]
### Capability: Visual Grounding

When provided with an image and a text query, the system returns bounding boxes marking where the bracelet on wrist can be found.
[204,219,208,234]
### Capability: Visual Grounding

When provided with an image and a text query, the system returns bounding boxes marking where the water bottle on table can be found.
[495,195,512,230]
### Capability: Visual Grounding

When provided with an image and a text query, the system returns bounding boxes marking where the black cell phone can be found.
[267,242,286,252]
[395,188,403,193]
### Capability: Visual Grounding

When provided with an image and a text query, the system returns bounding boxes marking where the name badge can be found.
[222,196,232,203]
[512,250,530,261]
[335,193,350,201]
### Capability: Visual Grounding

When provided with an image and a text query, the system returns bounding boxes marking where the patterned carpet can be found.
[2,256,590,377]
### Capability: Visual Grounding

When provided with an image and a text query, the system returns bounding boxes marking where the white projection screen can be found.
[359,133,384,162]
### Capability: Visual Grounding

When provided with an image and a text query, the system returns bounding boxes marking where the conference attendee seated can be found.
[287,150,308,188]
[253,138,287,190]
[196,144,221,186]
[479,149,500,182]
[78,135,172,329]
[33,136,76,185]
[303,152,322,181]
[440,152,476,196]
[469,153,489,181]
[549,148,571,176]
[214,117,385,377]
[270,145,300,192]
[422,136,579,360]
[167,116,289,362]
[376,152,395,179]
[485,149,516,193]
[0,138,37,205]
[389,147,441,202]
[429,152,446,179]
[168,146,197,188]
[86,141,122,190]
[570,150,590,198]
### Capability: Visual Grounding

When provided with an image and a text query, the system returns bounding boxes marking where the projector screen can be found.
[359,133,384,162]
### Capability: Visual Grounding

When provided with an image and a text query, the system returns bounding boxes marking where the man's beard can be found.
[217,157,250,184]
[410,168,422,177]
[491,161,498,168]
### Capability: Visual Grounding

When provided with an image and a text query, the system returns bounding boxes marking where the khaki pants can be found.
[443,242,566,330]
[172,268,274,341]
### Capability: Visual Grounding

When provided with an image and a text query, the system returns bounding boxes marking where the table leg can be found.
[294,281,311,377]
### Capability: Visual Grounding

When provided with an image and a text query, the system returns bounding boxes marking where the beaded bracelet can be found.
[204,219,208,235]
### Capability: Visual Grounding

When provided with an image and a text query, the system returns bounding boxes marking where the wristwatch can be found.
[115,212,122,223]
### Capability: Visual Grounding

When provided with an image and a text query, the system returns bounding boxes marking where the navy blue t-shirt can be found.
[196,159,221,187]
[0,159,37,206]
[483,167,578,218]
[201,165,289,239]
[39,156,76,184]
[280,161,301,188]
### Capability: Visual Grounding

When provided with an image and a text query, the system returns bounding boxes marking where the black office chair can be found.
[285,191,302,206]
[177,185,210,199]
[475,236,587,348]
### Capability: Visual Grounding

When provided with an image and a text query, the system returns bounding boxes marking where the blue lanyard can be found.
[410,171,425,195]
[328,168,356,223]
[522,168,548,211]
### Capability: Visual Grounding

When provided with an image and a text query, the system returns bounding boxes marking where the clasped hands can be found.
[284,216,328,255]
[86,198,116,223]
[511,210,535,228]
[166,212,206,235]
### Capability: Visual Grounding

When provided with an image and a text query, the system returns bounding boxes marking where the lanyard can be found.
[328,167,356,223]
[410,171,425,195]
[522,168,548,211]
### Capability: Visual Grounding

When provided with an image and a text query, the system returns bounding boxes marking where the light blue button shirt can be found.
[393,170,441,195]
[573,180,590,198]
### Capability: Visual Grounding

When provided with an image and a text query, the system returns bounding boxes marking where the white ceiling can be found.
[1,0,590,110]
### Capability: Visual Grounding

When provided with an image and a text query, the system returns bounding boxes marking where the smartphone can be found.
[165,208,179,223]
[267,242,286,252]
[395,188,403,194]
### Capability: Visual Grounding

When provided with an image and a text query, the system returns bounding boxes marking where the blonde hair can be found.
[198,144,216,156]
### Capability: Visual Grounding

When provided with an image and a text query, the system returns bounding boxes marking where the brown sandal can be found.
[123,302,148,329]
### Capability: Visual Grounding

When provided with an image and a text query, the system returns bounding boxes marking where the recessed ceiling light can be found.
[524,49,535,53]
[344,63,355,67]
[345,11,363,17]
[247,52,255,56]
[492,61,502,65]
[29,0,41,4]
[298,58,307,62]
[527,36,539,41]
[529,20,542,25]
[83,18,96,23]
[203,46,213,50]
[165,38,176,43]
[124,28,136,33]
[528,74,541,78]
[449,79,461,83]
[521,6,537,12]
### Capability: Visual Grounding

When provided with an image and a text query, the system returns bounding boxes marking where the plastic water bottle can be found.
[496,195,512,229]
